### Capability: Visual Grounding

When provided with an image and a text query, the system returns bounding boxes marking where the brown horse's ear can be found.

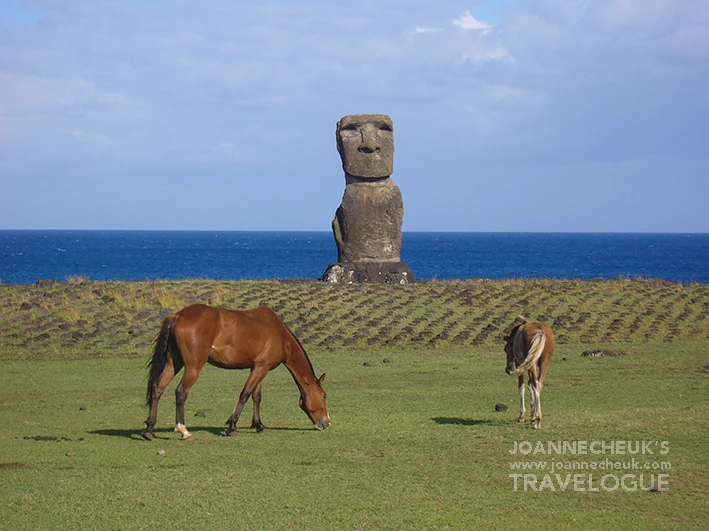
[318,373,326,385]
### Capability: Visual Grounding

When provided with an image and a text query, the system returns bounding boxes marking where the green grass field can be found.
[1,279,708,529]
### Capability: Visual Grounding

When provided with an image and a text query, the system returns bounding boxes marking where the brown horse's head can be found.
[502,315,527,374]
[503,322,524,375]
[300,374,330,430]
[503,333,515,374]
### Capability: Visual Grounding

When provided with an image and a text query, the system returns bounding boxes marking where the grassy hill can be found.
[2,277,708,360]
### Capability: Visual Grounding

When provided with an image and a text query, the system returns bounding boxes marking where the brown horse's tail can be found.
[146,315,178,406]
[509,328,547,376]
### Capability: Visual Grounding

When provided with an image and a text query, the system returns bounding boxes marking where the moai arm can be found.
[332,207,345,262]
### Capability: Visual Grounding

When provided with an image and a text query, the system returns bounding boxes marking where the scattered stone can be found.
[157,449,166,456]
[79,405,87,411]
[0,462,31,469]
[495,403,509,412]
[24,435,72,441]
[65,452,76,457]
[383,358,392,364]
[581,349,624,357]
[135,309,153,321]
[194,411,206,418]
[363,362,372,367]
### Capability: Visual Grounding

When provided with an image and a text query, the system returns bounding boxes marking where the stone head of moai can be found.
[336,114,394,179]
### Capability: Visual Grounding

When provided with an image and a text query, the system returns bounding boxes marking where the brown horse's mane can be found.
[281,320,317,378]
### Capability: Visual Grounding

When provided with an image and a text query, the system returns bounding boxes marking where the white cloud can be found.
[453,10,494,33]
[413,27,441,34]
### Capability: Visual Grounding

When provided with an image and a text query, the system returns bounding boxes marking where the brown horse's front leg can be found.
[227,368,269,436]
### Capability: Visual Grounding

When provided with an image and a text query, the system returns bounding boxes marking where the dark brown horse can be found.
[142,304,330,441]
[503,318,554,429]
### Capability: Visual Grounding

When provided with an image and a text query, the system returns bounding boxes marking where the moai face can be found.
[336,114,394,178]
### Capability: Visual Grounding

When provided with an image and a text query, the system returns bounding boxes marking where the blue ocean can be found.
[1,231,708,285]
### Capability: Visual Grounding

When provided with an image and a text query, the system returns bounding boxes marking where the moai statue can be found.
[322,114,415,284]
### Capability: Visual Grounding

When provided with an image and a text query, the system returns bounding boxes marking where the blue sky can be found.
[1,0,707,232]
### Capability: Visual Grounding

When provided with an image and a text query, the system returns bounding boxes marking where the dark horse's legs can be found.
[226,367,269,436]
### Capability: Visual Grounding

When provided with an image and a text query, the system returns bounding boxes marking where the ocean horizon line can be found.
[1,229,707,236]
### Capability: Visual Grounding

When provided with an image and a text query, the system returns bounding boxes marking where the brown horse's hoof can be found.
[141,431,153,441]
[226,429,238,437]
[180,434,194,441]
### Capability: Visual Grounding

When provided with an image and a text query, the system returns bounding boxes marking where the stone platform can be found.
[322,262,415,284]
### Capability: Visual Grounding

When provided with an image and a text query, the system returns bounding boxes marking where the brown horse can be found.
[142,304,330,441]
[503,318,554,429]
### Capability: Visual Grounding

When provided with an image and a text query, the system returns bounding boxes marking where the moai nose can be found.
[358,126,380,153]
[358,144,378,153]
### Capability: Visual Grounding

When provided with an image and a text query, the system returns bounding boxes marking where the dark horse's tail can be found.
[146,315,178,406]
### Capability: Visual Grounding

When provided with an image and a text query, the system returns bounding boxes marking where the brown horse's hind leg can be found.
[531,379,543,429]
[143,359,181,441]
[251,383,266,433]
[517,374,526,423]
[226,367,269,436]
[174,366,202,440]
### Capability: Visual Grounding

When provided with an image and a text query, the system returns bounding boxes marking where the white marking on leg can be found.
[175,423,193,440]
[534,384,542,428]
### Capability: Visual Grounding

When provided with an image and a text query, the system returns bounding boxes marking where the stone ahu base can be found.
[322,262,416,284]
